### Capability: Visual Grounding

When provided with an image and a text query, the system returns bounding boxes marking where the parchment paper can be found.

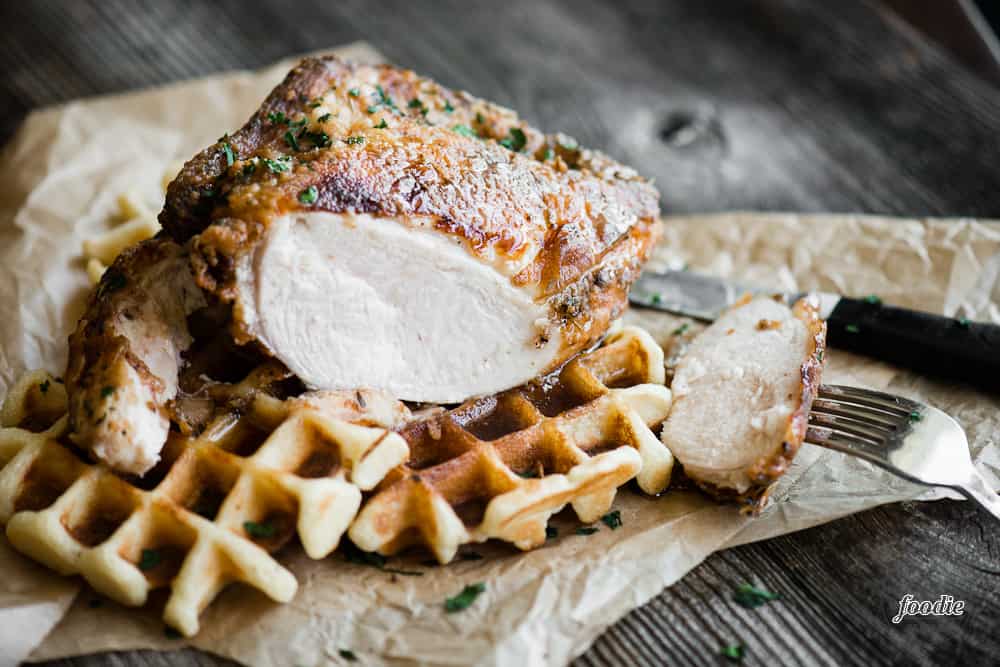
[0,43,997,667]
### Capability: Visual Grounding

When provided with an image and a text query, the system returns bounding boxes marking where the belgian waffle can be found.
[349,325,674,564]
[0,365,409,636]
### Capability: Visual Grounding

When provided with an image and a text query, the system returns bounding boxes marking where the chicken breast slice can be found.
[65,238,206,475]
[660,295,826,508]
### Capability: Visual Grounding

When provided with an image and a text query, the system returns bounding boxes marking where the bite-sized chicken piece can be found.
[163,56,661,403]
[659,295,826,510]
[65,238,206,474]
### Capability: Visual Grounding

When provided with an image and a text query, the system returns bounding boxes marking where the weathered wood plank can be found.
[2,1,999,666]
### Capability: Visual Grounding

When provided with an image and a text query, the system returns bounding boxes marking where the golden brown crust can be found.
[693,296,827,514]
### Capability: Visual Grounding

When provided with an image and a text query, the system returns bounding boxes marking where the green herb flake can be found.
[444,582,486,613]
[373,85,398,112]
[862,294,882,306]
[39,379,50,394]
[374,119,388,129]
[263,155,292,174]
[600,510,622,530]
[317,113,332,123]
[164,626,182,640]
[845,324,860,334]
[443,100,455,113]
[909,410,922,423]
[298,186,319,205]
[545,526,558,540]
[267,111,289,125]
[733,583,780,608]
[721,643,744,661]
[672,323,689,336]
[348,87,360,97]
[452,124,477,138]
[303,130,332,148]
[651,293,663,305]
[243,520,276,539]
[309,100,322,108]
[408,98,423,109]
[242,162,256,177]
[559,138,579,151]
[516,468,539,478]
[221,141,235,167]
[100,385,115,398]
[338,649,358,662]
[284,130,300,151]
[499,127,527,152]
[957,317,971,329]
[343,543,424,576]
[138,548,161,571]
[815,349,824,362]
[475,112,485,125]
[575,526,599,536]
[345,135,365,145]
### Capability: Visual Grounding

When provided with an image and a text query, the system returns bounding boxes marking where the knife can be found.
[629,269,1000,391]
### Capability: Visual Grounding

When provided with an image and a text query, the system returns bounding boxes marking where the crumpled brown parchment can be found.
[0,42,997,667]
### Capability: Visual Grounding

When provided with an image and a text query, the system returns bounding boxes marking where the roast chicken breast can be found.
[66,57,660,474]
[660,296,826,509]
[165,57,661,403]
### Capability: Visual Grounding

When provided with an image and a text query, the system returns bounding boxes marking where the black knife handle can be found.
[827,297,1000,391]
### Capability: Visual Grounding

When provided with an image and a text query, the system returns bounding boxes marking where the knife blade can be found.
[629,269,1000,391]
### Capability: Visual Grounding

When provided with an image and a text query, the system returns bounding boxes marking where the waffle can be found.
[0,366,409,636]
[349,325,674,564]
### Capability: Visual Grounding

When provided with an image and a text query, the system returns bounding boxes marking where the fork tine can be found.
[808,412,889,443]
[811,399,901,428]
[805,425,886,458]
[818,384,920,414]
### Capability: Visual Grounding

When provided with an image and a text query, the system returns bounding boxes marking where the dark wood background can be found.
[3,1,999,665]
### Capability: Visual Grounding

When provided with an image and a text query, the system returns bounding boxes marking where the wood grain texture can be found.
[2,1,999,665]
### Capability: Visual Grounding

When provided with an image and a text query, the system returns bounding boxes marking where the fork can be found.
[805,384,1000,520]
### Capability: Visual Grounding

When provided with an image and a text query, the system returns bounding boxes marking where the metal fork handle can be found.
[954,471,1000,521]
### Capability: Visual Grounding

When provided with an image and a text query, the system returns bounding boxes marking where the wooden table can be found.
[3,1,999,665]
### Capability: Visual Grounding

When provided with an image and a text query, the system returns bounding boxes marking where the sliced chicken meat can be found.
[659,295,826,509]
[65,238,206,474]
[166,56,661,403]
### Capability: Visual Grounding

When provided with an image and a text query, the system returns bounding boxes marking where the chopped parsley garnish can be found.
[303,130,332,148]
[957,317,971,329]
[39,379,50,394]
[348,87,360,97]
[221,141,235,167]
[733,583,780,608]
[298,186,319,204]
[444,582,486,613]
[343,542,424,576]
[283,130,300,151]
[815,349,824,362]
[908,410,922,423]
[600,510,622,530]
[317,113,331,123]
[575,526,599,536]
[242,162,256,176]
[862,294,882,305]
[545,526,558,540]
[262,155,292,174]
[366,105,379,114]
[651,293,663,305]
[338,649,357,662]
[345,135,365,145]
[374,118,388,129]
[100,385,115,398]
[542,147,554,161]
[672,323,689,336]
[309,100,322,108]
[721,643,744,661]
[475,112,485,125]
[408,98,423,109]
[844,324,860,334]
[452,124,477,138]
[499,127,527,152]
[267,111,289,124]
[443,100,454,113]
[373,85,399,112]
[243,520,276,539]
[138,548,161,571]
[559,138,579,151]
